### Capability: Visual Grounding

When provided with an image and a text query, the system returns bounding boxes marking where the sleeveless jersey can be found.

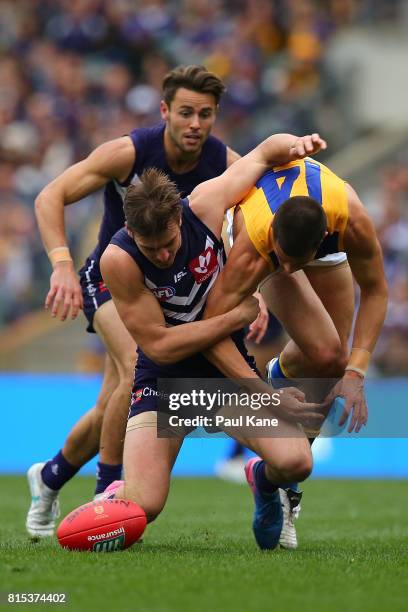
[238,158,349,269]
[110,199,248,376]
[90,123,227,270]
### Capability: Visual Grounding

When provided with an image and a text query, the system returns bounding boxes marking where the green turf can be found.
[1,476,407,612]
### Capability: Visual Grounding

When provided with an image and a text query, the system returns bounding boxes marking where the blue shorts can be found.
[79,257,112,333]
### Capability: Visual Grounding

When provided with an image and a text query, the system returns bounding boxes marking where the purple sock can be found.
[41,451,80,491]
[254,460,278,496]
[95,462,122,495]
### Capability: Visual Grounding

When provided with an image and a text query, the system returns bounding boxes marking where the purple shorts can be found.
[79,257,112,333]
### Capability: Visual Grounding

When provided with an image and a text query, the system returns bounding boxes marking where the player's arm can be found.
[34,136,136,321]
[224,149,270,343]
[100,244,259,366]
[326,185,388,433]
[201,214,271,379]
[190,133,327,238]
[226,147,241,167]
[344,184,388,364]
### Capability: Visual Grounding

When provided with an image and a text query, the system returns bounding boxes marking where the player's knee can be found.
[272,449,312,483]
[286,453,312,482]
[142,502,165,523]
[123,485,165,523]
[309,341,345,377]
[319,346,348,377]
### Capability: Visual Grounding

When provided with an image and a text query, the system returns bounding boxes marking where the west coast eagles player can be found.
[203,155,388,547]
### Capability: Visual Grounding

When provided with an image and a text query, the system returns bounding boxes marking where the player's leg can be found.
[113,412,183,523]
[260,268,347,378]
[25,354,118,537]
[231,422,312,550]
[258,268,331,549]
[262,261,354,548]
[92,299,137,494]
[61,354,118,466]
[303,261,354,365]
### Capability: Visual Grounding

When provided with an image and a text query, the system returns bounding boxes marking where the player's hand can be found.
[45,261,83,321]
[324,371,368,433]
[278,386,327,430]
[235,295,260,328]
[246,291,269,344]
[288,133,327,161]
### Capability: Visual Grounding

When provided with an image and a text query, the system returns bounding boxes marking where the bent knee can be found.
[273,451,313,483]
[123,486,166,524]
[309,342,347,377]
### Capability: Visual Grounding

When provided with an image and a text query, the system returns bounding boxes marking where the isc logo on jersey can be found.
[152,286,176,301]
[189,247,218,284]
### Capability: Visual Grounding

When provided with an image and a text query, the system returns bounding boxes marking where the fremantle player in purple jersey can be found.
[98,132,327,551]
[27,65,263,538]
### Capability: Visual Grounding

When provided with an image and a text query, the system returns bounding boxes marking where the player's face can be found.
[274,240,316,274]
[161,88,217,156]
[133,221,182,269]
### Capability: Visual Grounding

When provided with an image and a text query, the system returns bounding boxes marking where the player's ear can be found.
[125,222,132,238]
[160,100,169,120]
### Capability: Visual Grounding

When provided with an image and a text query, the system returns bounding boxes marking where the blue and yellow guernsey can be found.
[238,158,349,269]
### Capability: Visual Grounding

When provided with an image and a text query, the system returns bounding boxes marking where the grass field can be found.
[1,476,407,612]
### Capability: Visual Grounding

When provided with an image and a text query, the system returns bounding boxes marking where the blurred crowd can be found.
[0,0,407,374]
[371,166,408,376]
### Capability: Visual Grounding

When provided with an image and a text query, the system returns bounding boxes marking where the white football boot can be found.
[26,462,60,537]
[266,358,303,549]
[279,487,302,549]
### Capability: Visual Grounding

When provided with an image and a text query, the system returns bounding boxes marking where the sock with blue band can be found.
[269,355,293,388]
[41,451,80,491]
[95,462,122,495]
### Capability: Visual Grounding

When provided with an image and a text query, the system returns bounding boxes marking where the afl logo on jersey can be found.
[189,246,219,284]
[152,286,176,301]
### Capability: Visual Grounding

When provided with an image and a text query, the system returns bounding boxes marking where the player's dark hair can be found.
[162,65,226,106]
[124,168,182,237]
[272,196,327,257]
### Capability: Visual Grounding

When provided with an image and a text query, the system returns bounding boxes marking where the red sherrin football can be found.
[57,499,147,552]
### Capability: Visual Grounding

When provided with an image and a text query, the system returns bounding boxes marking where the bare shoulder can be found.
[88,135,136,183]
[344,183,378,257]
[100,244,143,293]
[188,176,226,236]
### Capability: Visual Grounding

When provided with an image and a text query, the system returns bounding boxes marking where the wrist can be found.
[53,260,75,269]
[345,347,371,378]
[344,367,365,379]
[48,246,73,268]
[229,305,246,330]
